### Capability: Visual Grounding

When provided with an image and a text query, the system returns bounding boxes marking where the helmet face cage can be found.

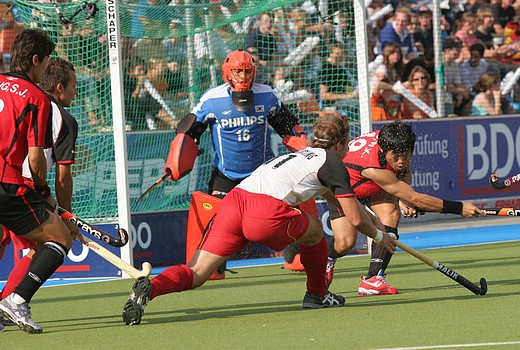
[222,50,256,91]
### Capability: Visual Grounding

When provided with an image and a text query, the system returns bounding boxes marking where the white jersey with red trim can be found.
[21,100,78,180]
[237,147,355,207]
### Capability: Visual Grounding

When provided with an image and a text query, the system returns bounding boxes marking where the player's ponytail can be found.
[310,112,350,149]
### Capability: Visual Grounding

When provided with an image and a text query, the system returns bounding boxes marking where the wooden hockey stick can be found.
[82,234,152,279]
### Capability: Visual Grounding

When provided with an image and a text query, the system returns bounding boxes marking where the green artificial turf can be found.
[2,242,520,350]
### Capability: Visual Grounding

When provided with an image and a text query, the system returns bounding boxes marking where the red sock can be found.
[1,255,32,299]
[300,238,327,297]
[150,264,193,300]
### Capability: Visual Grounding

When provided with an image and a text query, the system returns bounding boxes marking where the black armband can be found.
[36,182,51,198]
[441,200,463,215]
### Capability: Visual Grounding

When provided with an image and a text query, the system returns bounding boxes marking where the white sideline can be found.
[371,341,520,350]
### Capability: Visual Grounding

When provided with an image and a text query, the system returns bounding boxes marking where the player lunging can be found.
[326,121,485,295]
[122,113,396,325]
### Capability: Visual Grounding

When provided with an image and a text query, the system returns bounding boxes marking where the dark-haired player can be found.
[0,29,76,334]
[1,57,79,325]
[122,113,396,326]
[326,121,485,295]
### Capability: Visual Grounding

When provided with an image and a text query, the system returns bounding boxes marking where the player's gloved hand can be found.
[282,133,308,152]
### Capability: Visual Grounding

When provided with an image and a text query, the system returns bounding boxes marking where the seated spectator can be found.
[143,57,177,130]
[124,58,148,131]
[319,43,358,114]
[470,72,503,116]
[443,37,472,116]
[370,43,404,120]
[455,12,478,62]
[245,12,278,84]
[407,13,424,55]
[282,8,321,96]
[460,42,488,93]
[376,7,417,64]
[401,66,435,119]
[492,0,516,37]
[475,7,496,51]
[403,45,436,89]
[414,8,434,53]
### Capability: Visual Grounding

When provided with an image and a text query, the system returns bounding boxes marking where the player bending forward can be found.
[122,113,396,325]
[326,121,485,295]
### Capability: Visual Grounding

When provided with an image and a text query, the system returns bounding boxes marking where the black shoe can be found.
[122,277,152,325]
[302,291,345,309]
[283,242,301,263]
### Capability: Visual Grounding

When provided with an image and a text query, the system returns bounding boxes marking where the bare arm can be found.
[322,191,395,253]
[363,168,485,217]
[55,163,73,212]
[27,146,47,189]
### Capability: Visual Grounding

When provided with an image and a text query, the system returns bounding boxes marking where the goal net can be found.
[10,0,364,222]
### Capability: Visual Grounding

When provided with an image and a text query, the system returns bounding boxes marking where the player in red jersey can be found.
[0,30,77,334]
[121,113,396,326]
[0,57,80,321]
[326,121,485,295]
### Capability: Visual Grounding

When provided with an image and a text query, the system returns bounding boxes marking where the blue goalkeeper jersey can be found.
[192,82,281,180]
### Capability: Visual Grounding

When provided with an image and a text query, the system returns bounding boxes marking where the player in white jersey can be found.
[122,113,396,325]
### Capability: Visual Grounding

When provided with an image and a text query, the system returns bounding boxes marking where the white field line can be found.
[371,341,520,350]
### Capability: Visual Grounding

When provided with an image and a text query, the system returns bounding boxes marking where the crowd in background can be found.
[1,0,520,131]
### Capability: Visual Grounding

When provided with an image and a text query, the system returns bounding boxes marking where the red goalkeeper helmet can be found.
[222,50,256,112]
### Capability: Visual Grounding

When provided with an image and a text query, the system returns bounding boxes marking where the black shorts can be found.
[0,183,50,236]
[207,168,245,199]
[328,197,370,221]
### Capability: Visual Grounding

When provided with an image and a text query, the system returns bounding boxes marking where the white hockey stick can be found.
[500,67,520,96]
[283,36,320,67]
[393,81,439,118]
[366,4,393,26]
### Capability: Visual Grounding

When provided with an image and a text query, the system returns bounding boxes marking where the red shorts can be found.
[1,227,35,251]
[201,188,310,256]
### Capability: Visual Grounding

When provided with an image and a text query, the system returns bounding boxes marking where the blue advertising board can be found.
[3,116,519,281]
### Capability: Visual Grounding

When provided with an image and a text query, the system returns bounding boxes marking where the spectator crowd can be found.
[1,0,520,131]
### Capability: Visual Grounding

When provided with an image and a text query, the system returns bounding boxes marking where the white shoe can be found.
[0,294,42,334]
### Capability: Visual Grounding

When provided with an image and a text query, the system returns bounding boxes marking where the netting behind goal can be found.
[11,0,364,222]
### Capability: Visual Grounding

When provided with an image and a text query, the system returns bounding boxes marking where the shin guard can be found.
[14,241,67,302]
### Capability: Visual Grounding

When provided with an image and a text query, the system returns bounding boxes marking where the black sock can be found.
[327,237,348,259]
[14,241,68,302]
[367,226,398,278]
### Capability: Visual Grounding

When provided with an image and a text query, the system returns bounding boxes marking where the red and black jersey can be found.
[0,72,52,184]
[22,97,78,180]
[344,130,397,198]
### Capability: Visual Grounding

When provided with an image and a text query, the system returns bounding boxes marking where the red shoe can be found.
[325,258,336,287]
[357,270,398,296]
[283,253,305,271]
[208,271,225,280]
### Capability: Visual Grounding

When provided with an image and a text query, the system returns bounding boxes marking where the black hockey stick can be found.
[489,173,520,190]
[481,208,520,216]
[136,174,169,203]
[396,241,487,296]
[57,206,128,247]
[412,207,520,217]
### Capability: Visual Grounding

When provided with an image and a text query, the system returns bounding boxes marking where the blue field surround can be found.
[1,221,519,289]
